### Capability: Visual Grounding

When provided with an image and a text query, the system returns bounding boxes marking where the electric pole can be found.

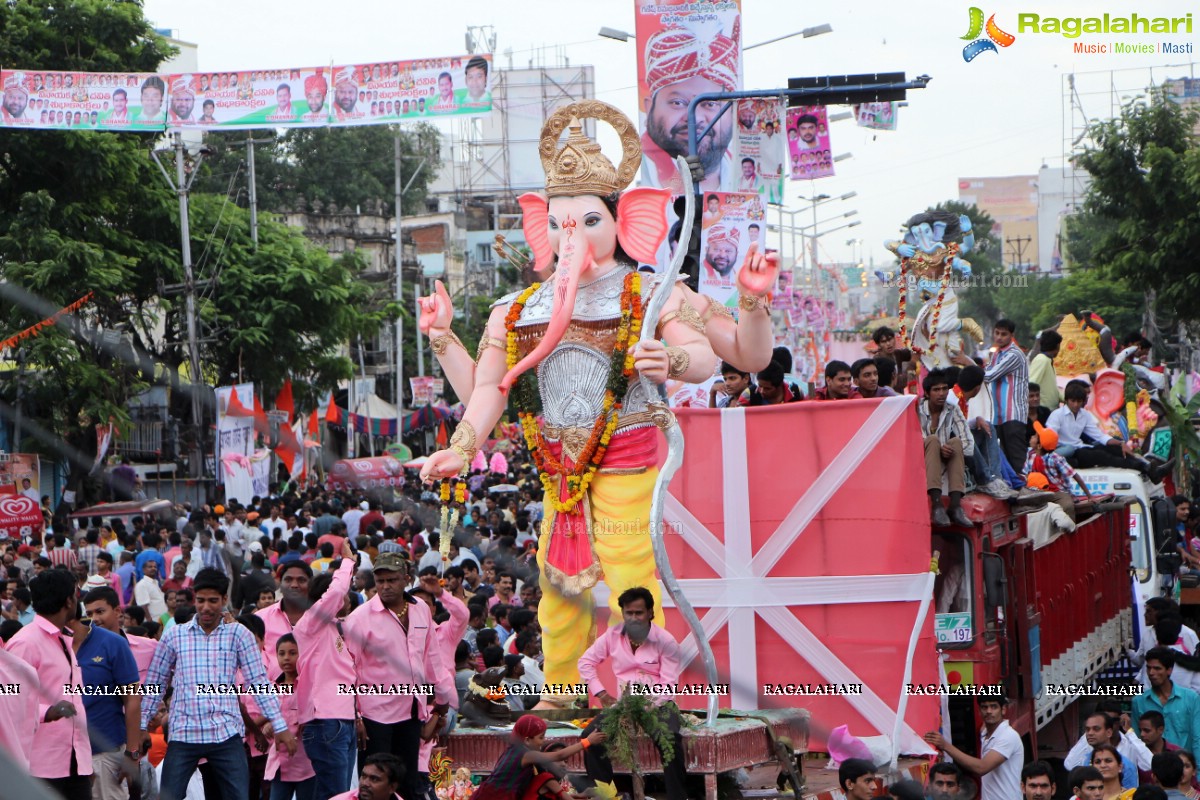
[152,133,210,477]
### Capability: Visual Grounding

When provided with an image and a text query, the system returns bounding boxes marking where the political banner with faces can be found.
[698,191,768,307]
[854,101,898,131]
[635,0,743,194]
[730,98,786,204]
[327,54,493,127]
[0,54,491,132]
[0,70,166,130]
[786,105,834,180]
[164,67,332,129]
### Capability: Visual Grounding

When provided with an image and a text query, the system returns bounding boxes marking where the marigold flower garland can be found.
[507,272,642,514]
[436,478,465,569]
[896,243,958,358]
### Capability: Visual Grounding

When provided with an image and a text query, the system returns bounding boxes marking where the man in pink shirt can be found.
[0,640,39,772]
[7,568,94,799]
[343,552,455,800]
[578,586,687,800]
[294,539,359,799]
[257,560,312,679]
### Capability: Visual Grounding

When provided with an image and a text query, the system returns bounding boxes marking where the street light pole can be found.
[151,133,209,476]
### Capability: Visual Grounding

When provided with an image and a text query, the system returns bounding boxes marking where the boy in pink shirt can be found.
[264,634,315,798]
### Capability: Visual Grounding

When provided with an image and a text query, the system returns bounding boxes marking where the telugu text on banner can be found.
[1,70,166,130]
[328,54,493,127]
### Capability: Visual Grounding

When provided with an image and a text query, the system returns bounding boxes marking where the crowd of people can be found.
[0,458,699,800]
[711,319,1174,530]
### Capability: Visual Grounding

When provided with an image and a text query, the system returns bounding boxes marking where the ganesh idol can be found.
[420,101,772,693]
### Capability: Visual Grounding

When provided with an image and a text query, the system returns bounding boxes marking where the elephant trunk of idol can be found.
[498,232,593,394]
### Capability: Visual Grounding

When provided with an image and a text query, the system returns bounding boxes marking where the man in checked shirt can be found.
[140,567,297,800]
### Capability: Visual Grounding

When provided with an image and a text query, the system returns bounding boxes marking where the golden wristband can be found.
[429,329,464,356]
[737,293,771,314]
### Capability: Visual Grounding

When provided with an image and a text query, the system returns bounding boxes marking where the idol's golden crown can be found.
[539,100,641,198]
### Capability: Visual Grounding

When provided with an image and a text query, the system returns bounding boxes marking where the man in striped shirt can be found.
[141,567,297,800]
[48,533,79,570]
[984,319,1029,474]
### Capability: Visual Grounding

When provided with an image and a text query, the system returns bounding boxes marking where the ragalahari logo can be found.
[961,7,1016,61]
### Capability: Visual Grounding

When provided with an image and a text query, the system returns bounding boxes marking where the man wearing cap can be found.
[343,551,455,800]
[333,68,358,119]
[2,73,30,122]
[303,71,328,120]
[1025,421,1091,527]
[704,224,740,283]
[169,76,195,123]
[640,20,740,193]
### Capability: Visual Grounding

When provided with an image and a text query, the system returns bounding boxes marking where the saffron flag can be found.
[274,380,295,425]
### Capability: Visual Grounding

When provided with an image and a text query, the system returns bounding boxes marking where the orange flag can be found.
[274,380,295,425]
[436,421,448,448]
[324,391,341,423]
[225,387,254,417]
[307,408,319,437]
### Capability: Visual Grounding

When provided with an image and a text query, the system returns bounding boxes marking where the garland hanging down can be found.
[507,272,643,515]
[0,292,94,351]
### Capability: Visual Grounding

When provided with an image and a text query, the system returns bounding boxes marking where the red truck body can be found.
[934,493,1132,758]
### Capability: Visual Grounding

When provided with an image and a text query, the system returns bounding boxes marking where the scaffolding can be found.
[1060,59,1199,209]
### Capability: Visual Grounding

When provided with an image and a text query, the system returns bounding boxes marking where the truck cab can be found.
[934,493,1132,761]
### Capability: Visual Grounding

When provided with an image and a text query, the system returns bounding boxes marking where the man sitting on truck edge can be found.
[918,368,974,529]
[923,694,1023,800]
[1048,382,1170,483]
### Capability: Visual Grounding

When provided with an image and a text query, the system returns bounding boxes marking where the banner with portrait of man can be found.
[698,191,767,306]
[0,70,166,130]
[854,101,898,131]
[786,105,834,180]
[164,67,333,129]
[635,0,743,194]
[328,54,492,127]
[730,98,787,204]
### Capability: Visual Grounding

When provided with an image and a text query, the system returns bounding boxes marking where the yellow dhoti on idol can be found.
[535,434,663,687]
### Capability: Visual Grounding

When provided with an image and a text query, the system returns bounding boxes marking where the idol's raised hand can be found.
[736,243,780,298]
[418,279,454,334]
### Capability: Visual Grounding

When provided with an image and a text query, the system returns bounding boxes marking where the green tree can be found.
[0,0,176,480]
[184,196,388,405]
[1074,89,1200,325]
[193,123,443,215]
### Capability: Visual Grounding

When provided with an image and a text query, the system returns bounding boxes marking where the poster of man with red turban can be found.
[698,191,764,305]
[636,1,743,194]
